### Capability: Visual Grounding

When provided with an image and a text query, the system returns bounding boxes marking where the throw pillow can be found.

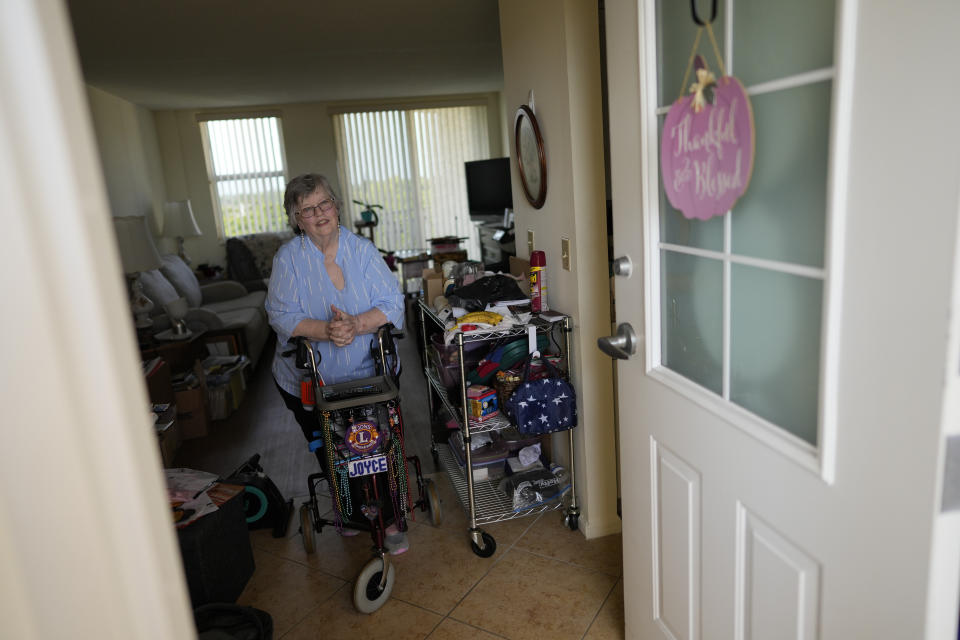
[160,254,202,307]
[139,270,180,314]
[225,238,261,283]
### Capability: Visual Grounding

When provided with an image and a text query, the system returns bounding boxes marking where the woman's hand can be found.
[328,305,360,347]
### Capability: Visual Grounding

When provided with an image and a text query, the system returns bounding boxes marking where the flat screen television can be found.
[464,157,513,220]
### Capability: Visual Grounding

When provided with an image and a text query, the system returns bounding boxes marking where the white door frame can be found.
[606,0,960,637]
[0,0,195,637]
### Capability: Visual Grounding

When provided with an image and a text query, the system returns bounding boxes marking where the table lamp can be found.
[163,200,202,265]
[163,296,190,338]
[112,216,163,329]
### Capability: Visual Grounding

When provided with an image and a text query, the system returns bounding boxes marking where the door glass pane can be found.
[662,251,723,394]
[658,115,725,250]
[730,264,822,445]
[731,82,831,267]
[657,0,726,107]
[733,0,836,86]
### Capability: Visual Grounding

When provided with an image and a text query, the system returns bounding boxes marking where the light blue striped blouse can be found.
[265,228,404,395]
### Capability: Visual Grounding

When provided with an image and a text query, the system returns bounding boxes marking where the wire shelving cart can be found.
[417,300,581,557]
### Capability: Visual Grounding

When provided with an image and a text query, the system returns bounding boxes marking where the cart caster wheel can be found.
[470,532,496,558]
[564,512,579,532]
[425,478,443,527]
[300,503,315,554]
[353,557,395,614]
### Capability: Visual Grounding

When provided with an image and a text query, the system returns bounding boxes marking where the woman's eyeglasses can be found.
[298,199,336,218]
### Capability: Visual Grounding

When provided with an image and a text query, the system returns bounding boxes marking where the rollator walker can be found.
[291,324,441,613]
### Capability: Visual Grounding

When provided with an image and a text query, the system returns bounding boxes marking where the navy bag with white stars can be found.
[505,355,577,435]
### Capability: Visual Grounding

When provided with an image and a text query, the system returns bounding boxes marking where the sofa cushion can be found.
[199,281,250,304]
[139,269,180,313]
[201,290,267,316]
[160,254,202,308]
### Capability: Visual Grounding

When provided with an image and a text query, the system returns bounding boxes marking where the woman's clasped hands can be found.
[329,304,360,347]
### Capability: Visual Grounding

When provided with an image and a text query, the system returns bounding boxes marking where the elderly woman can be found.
[267,171,404,422]
[266,173,403,390]
[266,173,406,548]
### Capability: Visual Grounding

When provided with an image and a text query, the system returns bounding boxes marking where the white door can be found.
[604,0,960,638]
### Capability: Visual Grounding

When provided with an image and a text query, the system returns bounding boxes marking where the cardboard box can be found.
[509,256,531,296]
[145,359,173,404]
[421,267,445,307]
[157,420,181,467]
[153,402,179,466]
[175,387,209,439]
[467,385,500,422]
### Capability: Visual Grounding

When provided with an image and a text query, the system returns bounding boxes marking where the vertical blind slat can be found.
[251,119,266,232]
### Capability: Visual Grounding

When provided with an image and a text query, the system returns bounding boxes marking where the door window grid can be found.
[652,0,837,448]
[199,115,289,238]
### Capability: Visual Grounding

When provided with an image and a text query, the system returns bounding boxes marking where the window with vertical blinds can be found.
[199,115,288,238]
[332,105,489,259]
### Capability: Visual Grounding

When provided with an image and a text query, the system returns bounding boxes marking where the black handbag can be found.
[505,355,577,435]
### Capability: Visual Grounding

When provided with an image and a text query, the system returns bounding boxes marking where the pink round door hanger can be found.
[661,75,755,220]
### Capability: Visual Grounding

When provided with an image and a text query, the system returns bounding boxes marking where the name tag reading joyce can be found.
[661,75,755,221]
[348,455,388,478]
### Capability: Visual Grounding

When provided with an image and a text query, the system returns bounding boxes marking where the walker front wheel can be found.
[353,557,395,614]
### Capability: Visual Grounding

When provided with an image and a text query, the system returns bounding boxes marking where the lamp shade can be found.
[163,296,189,321]
[112,215,162,274]
[163,200,202,238]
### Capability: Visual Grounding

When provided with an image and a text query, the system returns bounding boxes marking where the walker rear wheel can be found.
[425,478,443,527]
[300,503,315,554]
[353,557,395,614]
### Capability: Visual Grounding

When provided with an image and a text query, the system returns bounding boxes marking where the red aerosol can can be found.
[530,250,548,312]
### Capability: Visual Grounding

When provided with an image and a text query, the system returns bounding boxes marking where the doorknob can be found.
[612,256,632,277]
[597,323,639,359]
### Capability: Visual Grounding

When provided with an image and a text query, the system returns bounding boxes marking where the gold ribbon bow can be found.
[689,67,716,113]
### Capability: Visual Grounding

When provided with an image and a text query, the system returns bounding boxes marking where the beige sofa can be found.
[140,254,270,368]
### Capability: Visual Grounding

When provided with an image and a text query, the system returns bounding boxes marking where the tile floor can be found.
[237,472,624,639]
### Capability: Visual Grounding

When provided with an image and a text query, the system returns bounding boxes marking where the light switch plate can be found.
[527,229,535,255]
[561,237,570,270]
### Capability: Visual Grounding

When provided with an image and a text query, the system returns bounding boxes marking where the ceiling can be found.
[65,0,505,110]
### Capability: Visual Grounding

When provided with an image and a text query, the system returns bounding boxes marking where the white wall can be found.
[500,0,619,537]
[86,86,168,236]
[1,0,195,636]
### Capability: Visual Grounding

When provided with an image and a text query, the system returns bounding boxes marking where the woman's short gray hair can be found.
[283,173,341,232]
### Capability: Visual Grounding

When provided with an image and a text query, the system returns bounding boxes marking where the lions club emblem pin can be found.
[345,421,381,455]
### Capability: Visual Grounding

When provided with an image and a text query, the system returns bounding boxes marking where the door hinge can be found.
[942,435,960,512]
